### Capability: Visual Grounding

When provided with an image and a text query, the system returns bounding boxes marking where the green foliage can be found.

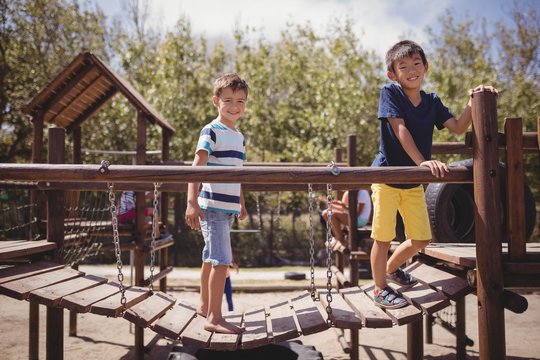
[0,0,108,163]
[1,0,538,262]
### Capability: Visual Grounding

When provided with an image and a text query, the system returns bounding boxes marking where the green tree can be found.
[0,0,108,163]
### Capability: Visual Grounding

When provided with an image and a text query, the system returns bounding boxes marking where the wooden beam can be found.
[65,86,117,133]
[0,164,473,184]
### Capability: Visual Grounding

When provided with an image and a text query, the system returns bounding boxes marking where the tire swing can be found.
[425,159,537,243]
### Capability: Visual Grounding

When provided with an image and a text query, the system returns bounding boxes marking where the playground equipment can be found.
[0,90,539,360]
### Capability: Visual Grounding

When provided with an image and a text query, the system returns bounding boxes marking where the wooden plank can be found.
[0,261,63,285]
[362,285,422,326]
[208,312,243,350]
[268,299,300,343]
[240,306,269,349]
[90,286,150,317]
[0,240,57,260]
[61,282,121,312]
[340,287,393,328]
[318,289,361,329]
[0,267,83,300]
[27,274,108,307]
[180,314,211,348]
[422,244,477,268]
[405,261,471,300]
[152,301,197,340]
[290,291,329,335]
[123,291,176,328]
[387,282,450,315]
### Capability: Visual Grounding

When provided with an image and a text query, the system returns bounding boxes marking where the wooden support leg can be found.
[350,329,359,360]
[407,320,423,360]
[135,326,144,360]
[455,297,466,360]
[47,307,63,360]
[69,310,77,337]
[29,302,39,360]
[425,314,434,344]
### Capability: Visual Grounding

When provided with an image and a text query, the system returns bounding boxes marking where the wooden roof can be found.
[23,52,175,134]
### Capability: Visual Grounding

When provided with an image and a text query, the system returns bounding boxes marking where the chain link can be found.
[325,183,334,326]
[107,182,127,311]
[148,182,161,292]
[307,184,316,299]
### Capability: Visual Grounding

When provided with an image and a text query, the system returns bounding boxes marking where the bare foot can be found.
[204,318,245,334]
[196,307,207,318]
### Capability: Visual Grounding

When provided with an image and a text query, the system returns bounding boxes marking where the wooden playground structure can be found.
[0,53,539,360]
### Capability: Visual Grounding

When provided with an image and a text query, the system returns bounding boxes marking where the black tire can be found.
[284,271,306,281]
[426,159,536,243]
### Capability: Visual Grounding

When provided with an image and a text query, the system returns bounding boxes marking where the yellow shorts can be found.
[370,183,432,242]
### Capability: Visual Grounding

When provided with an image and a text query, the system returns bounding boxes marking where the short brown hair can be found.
[213,73,249,97]
[385,40,428,73]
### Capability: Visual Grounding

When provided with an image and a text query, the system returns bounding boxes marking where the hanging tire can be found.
[425,159,537,243]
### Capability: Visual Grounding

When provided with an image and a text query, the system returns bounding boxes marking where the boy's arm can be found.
[443,85,499,135]
[185,150,208,230]
[389,118,449,178]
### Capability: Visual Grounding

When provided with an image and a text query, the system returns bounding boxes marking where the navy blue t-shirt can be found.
[372,83,453,188]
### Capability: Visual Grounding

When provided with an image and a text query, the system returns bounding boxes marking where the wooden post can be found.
[160,129,172,292]
[70,125,82,337]
[134,111,148,360]
[29,111,44,360]
[471,90,506,360]
[334,148,344,274]
[346,135,359,360]
[47,127,66,360]
[504,118,526,260]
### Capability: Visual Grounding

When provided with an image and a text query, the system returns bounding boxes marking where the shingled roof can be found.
[23,52,175,134]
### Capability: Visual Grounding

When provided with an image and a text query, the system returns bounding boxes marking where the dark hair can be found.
[385,40,428,73]
[213,73,249,97]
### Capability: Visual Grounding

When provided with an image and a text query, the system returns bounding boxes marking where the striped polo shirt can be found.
[196,119,246,214]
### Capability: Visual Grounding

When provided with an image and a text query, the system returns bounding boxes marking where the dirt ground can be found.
[1,265,539,360]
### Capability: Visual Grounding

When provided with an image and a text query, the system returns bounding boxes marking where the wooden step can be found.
[318,288,362,329]
[290,291,329,335]
[123,291,176,328]
[28,274,108,307]
[0,261,63,285]
[0,240,57,261]
[405,261,471,300]
[340,287,393,328]
[208,312,243,350]
[267,299,300,343]
[240,306,269,349]
[152,301,197,340]
[0,267,83,300]
[61,281,122,312]
[388,282,450,315]
[362,284,423,326]
[90,286,150,317]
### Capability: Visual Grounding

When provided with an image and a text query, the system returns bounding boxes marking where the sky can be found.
[93,0,529,60]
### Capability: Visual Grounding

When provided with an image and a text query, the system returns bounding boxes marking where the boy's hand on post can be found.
[468,85,499,97]
[419,160,449,178]
[185,202,203,230]
[237,205,247,221]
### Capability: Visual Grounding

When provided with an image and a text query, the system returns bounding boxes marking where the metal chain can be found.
[148,182,161,292]
[325,183,334,325]
[307,184,316,299]
[107,182,127,311]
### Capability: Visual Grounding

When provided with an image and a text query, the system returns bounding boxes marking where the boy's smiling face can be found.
[388,53,428,91]
[213,87,247,128]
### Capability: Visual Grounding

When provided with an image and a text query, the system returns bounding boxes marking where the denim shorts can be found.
[200,209,234,266]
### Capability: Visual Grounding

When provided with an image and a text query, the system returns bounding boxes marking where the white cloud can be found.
[96,0,508,60]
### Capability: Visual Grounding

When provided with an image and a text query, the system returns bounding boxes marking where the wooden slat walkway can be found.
[0,259,472,351]
[0,240,57,261]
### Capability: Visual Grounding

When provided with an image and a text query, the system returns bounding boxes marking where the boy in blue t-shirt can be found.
[185,73,249,333]
[370,40,497,309]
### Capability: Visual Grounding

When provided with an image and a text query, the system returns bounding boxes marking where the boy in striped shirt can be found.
[185,73,248,334]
